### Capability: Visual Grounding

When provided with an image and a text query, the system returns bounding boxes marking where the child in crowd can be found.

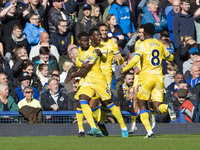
[164,62,177,91]
[36,64,49,86]
[33,46,59,74]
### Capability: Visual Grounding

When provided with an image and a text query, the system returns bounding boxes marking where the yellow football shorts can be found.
[137,77,164,103]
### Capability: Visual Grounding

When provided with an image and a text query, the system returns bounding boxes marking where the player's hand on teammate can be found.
[82,61,92,69]
[65,75,72,83]
[134,67,140,75]
[95,49,102,56]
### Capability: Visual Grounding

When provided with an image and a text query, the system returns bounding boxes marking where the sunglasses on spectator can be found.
[25,91,34,94]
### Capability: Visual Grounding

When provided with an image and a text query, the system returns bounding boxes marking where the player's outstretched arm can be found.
[120,54,141,74]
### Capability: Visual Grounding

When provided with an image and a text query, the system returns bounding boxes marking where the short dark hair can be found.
[29,13,38,20]
[181,0,190,4]
[98,23,107,28]
[178,80,187,85]
[38,64,48,72]
[57,19,67,26]
[89,27,99,36]
[78,32,89,39]
[39,47,50,55]
[21,60,33,70]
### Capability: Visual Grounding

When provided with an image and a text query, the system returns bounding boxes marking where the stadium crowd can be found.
[0,0,200,137]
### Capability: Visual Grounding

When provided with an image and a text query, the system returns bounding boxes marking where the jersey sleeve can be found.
[123,54,141,72]
[163,46,174,62]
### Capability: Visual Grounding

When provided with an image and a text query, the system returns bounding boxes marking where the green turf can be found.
[0,134,199,150]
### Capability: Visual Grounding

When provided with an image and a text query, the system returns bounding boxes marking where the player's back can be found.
[136,38,173,79]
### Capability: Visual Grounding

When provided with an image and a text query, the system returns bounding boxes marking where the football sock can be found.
[76,108,84,132]
[131,112,137,123]
[108,103,126,129]
[92,107,101,122]
[158,104,168,113]
[100,106,108,124]
[80,100,96,128]
[140,109,151,131]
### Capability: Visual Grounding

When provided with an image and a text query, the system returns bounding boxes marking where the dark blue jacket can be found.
[166,9,177,44]
[173,12,195,48]
[15,86,39,102]
[50,30,74,56]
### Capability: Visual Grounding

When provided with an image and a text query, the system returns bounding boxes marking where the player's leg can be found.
[76,101,85,137]
[129,86,138,134]
[102,99,128,137]
[151,81,176,121]
[79,92,100,136]
[90,98,101,123]
[149,99,156,129]
[138,98,154,138]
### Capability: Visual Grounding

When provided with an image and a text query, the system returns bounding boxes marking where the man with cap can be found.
[120,23,176,138]
[75,3,98,41]
[48,0,75,34]
[15,72,39,102]
[183,47,199,75]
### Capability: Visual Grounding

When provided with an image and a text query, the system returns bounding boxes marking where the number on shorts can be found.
[151,49,160,66]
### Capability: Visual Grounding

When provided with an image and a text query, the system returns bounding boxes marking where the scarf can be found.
[148,8,160,23]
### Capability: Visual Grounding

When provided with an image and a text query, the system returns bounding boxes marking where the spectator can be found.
[0,83,18,114]
[0,73,18,102]
[173,0,195,48]
[166,0,181,44]
[32,46,59,75]
[23,13,46,50]
[10,45,28,78]
[77,0,96,22]
[50,19,74,56]
[2,1,24,43]
[15,72,39,101]
[58,44,77,71]
[102,0,114,22]
[141,0,167,39]
[18,86,42,124]
[21,61,42,91]
[186,64,200,88]
[108,0,135,40]
[166,72,184,95]
[75,4,98,41]
[164,63,177,91]
[36,64,49,86]
[23,0,48,29]
[40,77,69,111]
[48,0,75,34]
[29,32,60,61]
[105,14,124,48]
[5,24,28,60]
[91,4,102,24]
[117,69,134,112]
[183,47,198,75]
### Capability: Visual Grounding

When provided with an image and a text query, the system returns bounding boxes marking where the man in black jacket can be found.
[48,0,75,34]
[40,77,69,111]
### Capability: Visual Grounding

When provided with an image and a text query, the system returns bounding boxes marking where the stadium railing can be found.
[0,111,131,124]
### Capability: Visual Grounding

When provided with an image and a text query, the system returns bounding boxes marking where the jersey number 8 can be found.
[151,49,160,66]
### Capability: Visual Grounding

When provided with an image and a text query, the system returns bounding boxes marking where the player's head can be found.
[98,23,108,40]
[143,23,155,37]
[89,27,101,45]
[78,32,90,50]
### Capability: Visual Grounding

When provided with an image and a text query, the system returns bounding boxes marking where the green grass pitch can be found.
[0,134,199,150]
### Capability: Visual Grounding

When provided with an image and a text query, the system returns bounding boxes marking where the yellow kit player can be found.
[120,23,176,138]
[74,29,128,137]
